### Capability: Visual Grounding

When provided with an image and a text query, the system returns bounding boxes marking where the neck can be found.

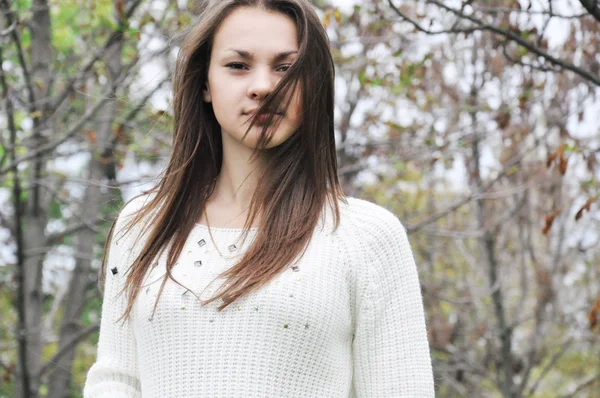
[210,132,268,213]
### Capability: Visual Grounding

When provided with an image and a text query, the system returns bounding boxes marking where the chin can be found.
[239,128,293,149]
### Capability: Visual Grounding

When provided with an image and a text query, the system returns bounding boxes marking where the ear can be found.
[202,83,212,103]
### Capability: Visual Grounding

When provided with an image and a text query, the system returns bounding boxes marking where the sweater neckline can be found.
[193,223,259,233]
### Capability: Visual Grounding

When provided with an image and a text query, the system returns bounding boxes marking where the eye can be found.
[226,62,247,70]
[277,64,292,72]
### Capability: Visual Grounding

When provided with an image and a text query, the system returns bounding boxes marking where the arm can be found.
[352,212,435,397]
[83,211,142,398]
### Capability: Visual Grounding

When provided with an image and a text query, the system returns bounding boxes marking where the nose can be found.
[247,67,276,100]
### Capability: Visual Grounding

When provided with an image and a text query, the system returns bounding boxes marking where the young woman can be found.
[83,0,434,396]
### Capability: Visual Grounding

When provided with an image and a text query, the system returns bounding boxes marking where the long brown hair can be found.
[101,0,345,321]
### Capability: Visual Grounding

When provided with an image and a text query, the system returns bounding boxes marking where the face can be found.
[203,6,301,150]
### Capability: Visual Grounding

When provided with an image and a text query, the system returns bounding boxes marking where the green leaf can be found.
[358,70,367,85]
[15,0,32,10]
[48,199,63,219]
[519,46,528,57]
[99,16,118,31]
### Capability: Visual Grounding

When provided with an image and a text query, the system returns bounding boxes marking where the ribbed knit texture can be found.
[83,195,434,397]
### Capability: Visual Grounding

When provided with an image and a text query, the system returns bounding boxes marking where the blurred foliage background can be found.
[0,0,599,397]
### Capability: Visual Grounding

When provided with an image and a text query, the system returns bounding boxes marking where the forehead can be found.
[212,7,298,55]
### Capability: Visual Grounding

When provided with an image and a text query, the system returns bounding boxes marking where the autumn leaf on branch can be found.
[115,0,126,19]
[575,196,598,221]
[546,143,565,168]
[589,293,600,332]
[542,208,561,235]
[559,153,568,175]
[546,143,570,175]
[84,129,97,143]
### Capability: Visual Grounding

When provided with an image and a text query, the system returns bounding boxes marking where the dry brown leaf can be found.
[586,153,597,172]
[322,9,332,28]
[115,0,125,18]
[29,110,42,119]
[546,152,557,168]
[495,111,510,129]
[575,196,597,221]
[589,293,600,331]
[85,129,96,143]
[542,209,561,235]
[559,153,568,175]
[546,143,566,169]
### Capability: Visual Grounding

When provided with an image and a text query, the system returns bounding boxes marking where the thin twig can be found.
[0,56,139,176]
[36,324,99,378]
[386,0,600,86]
[427,0,600,86]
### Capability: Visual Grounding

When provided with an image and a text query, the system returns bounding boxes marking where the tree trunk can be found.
[45,17,124,398]
[15,1,52,397]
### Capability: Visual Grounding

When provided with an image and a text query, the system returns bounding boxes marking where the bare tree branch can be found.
[36,323,99,378]
[0,0,37,113]
[559,372,600,398]
[0,25,31,398]
[0,18,14,36]
[471,6,590,19]
[387,0,480,35]
[578,0,600,23]
[524,338,574,396]
[386,0,600,86]
[427,0,600,85]
[0,57,139,176]
[501,44,561,73]
[45,214,110,247]
[48,0,144,115]
[406,132,546,234]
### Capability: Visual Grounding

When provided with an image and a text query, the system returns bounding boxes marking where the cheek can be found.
[207,70,236,106]
[287,94,302,129]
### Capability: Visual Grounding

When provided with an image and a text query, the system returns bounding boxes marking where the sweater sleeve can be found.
[351,206,435,397]
[83,207,142,398]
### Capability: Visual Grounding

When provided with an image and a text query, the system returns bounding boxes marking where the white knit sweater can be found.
[83,195,435,397]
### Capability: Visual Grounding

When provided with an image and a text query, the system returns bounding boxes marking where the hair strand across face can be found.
[99,0,346,321]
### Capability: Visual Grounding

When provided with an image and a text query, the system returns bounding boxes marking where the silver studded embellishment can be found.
[198,239,206,248]
[291,266,299,272]
[110,267,118,275]
[254,306,260,312]
[304,323,310,330]
[228,244,237,252]
[194,260,202,267]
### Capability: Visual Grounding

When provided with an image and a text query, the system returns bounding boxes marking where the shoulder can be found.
[334,196,410,259]
[105,192,157,277]
[112,192,156,241]
[337,196,406,239]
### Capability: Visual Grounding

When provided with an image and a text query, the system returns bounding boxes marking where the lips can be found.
[252,113,283,124]
[245,109,284,116]
[245,110,284,125]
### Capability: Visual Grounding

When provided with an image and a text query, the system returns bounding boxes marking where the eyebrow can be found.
[225,49,298,62]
